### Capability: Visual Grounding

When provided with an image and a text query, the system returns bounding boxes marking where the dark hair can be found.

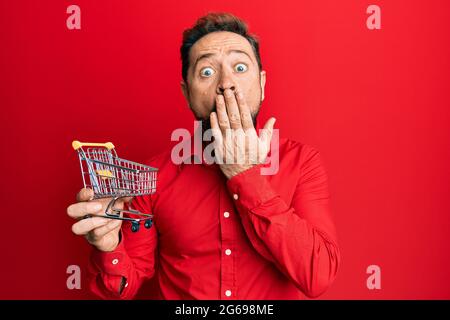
[180,12,262,83]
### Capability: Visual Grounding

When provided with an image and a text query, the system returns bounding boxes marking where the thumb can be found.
[121,196,134,203]
[76,188,94,202]
[118,196,134,209]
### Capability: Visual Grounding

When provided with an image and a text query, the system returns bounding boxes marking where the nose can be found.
[216,70,236,95]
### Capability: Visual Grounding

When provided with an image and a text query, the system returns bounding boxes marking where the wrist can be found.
[222,164,254,179]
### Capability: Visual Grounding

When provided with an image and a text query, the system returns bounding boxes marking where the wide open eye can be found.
[235,63,248,73]
[200,67,215,77]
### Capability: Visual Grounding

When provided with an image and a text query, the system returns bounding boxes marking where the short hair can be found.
[180,12,262,83]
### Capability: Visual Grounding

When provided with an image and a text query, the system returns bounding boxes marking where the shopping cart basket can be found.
[72,140,158,232]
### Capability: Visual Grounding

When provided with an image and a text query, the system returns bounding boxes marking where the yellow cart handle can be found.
[72,140,115,150]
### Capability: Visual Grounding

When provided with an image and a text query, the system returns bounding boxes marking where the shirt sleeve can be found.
[86,194,157,300]
[226,146,341,298]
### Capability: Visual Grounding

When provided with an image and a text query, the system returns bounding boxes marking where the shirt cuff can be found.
[90,237,132,277]
[226,164,278,210]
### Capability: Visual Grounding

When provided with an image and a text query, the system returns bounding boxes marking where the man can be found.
[67,12,340,299]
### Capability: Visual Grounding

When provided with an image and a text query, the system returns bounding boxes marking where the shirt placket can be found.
[219,184,237,299]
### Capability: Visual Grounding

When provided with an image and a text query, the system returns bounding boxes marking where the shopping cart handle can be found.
[127,208,140,214]
[72,140,115,150]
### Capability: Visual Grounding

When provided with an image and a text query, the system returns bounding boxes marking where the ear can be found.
[260,70,266,101]
[180,80,190,105]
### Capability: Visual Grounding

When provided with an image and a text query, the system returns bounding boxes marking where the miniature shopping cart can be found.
[72,141,158,232]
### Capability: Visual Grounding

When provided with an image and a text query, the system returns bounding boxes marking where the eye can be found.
[200,67,215,77]
[235,63,248,73]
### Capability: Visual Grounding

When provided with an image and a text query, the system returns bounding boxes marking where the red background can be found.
[1,0,449,299]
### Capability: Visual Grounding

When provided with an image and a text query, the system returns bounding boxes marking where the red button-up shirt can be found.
[87,136,340,300]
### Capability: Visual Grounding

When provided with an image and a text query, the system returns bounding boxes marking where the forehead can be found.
[189,31,254,60]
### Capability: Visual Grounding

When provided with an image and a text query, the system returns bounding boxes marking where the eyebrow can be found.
[192,49,253,71]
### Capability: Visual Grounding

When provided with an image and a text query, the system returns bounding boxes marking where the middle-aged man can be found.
[67,12,341,299]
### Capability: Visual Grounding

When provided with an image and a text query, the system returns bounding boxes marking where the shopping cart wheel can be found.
[144,219,152,229]
[131,221,140,233]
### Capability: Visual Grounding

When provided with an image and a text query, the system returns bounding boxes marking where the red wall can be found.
[1,0,449,299]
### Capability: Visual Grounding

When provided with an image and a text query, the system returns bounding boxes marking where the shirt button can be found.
[112,258,119,265]
[125,282,129,288]
[233,194,239,200]
[225,290,232,297]
[225,249,231,256]
[223,211,230,218]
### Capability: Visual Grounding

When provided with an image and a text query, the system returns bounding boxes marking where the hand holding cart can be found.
[72,141,158,232]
